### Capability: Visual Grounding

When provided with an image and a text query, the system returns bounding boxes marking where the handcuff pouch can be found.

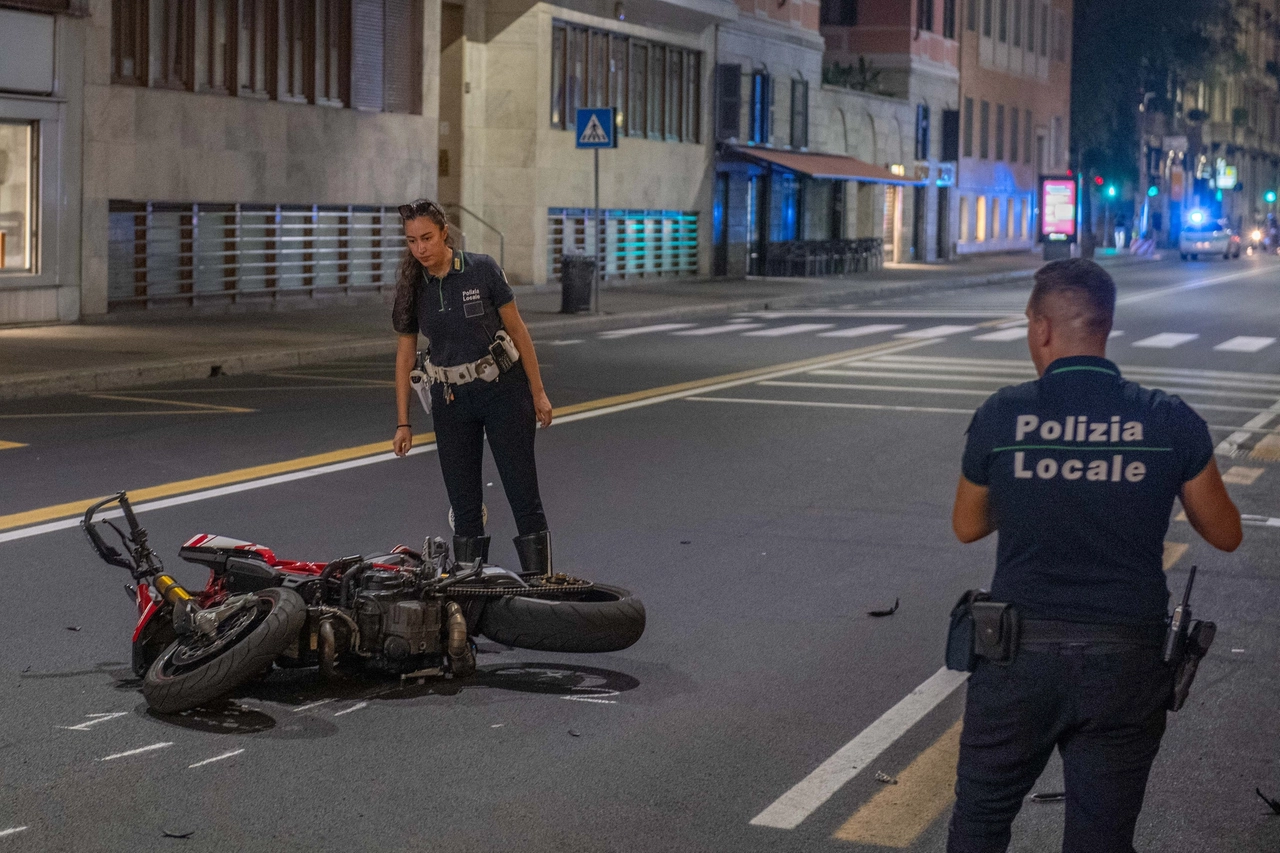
[946,590,1019,671]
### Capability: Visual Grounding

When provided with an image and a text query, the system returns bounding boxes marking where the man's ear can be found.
[1027,314,1051,349]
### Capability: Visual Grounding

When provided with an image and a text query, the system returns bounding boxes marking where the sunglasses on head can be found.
[398,199,445,220]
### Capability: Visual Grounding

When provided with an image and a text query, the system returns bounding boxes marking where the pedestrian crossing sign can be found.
[575,108,617,149]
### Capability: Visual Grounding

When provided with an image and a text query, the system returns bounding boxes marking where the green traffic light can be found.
[1266,190,1278,204]
[1105,185,1118,198]
[1147,185,1159,197]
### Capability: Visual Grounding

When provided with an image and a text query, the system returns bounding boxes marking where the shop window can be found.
[994,105,1004,161]
[112,0,149,85]
[769,171,800,241]
[0,121,34,273]
[791,79,809,149]
[963,97,973,157]
[819,0,858,26]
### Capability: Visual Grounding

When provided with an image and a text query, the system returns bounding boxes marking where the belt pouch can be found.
[971,601,1019,664]
[946,589,989,672]
[1169,619,1215,712]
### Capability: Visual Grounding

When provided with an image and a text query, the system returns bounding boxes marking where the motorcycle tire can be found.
[143,588,307,714]
[478,584,645,653]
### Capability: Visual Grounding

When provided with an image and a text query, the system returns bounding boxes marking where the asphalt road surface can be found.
[1,255,1278,852]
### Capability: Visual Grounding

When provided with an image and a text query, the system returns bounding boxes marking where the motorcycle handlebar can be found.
[81,492,137,571]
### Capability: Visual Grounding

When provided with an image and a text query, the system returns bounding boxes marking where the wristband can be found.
[397,424,412,429]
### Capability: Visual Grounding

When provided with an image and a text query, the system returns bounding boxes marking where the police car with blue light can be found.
[1178,209,1241,260]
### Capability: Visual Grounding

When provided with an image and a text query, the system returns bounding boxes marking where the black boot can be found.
[513,530,552,578]
[452,535,490,568]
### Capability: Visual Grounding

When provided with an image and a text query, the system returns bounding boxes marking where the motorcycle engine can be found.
[353,569,442,671]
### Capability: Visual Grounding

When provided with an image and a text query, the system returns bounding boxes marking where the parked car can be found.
[1179,212,1239,260]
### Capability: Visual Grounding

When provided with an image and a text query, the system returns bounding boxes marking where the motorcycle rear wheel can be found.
[143,587,306,714]
[477,584,645,653]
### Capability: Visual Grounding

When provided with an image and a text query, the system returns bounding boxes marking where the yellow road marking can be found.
[1174,510,1188,522]
[832,720,963,848]
[0,440,26,450]
[1163,542,1189,571]
[1222,466,1265,486]
[261,371,393,386]
[0,339,914,533]
[86,394,254,413]
[1250,434,1280,462]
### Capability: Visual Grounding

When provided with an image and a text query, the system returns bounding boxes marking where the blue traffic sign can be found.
[575,108,616,149]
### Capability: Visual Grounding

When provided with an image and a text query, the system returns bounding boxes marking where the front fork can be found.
[152,574,198,636]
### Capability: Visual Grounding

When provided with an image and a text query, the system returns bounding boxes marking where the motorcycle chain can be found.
[444,574,594,597]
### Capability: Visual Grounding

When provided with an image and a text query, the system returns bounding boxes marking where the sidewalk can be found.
[0,252,1122,401]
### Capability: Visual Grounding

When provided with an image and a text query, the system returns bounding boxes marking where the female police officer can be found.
[390,199,555,576]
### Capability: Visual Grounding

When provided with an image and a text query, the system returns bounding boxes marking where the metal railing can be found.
[107,202,406,309]
[442,203,505,270]
[547,208,699,282]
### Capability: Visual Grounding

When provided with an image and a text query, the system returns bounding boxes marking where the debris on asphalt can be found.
[874,771,898,785]
[208,365,224,378]
[1030,792,1066,804]
[680,540,691,545]
[1232,648,1246,653]
[65,626,81,632]
[568,729,581,738]
[161,829,194,839]
[1257,788,1280,815]
[868,598,900,617]
[22,666,31,673]
[490,723,504,728]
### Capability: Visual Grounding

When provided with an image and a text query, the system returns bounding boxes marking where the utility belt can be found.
[409,331,520,413]
[945,589,1214,712]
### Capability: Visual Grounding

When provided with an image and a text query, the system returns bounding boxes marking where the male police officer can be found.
[948,259,1242,853]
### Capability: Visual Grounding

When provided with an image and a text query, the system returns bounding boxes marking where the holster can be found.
[1168,619,1215,712]
[946,590,1020,672]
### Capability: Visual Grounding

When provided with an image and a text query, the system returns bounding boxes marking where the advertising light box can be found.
[1040,176,1077,242]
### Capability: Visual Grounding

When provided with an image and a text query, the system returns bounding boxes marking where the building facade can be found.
[954,0,1072,254]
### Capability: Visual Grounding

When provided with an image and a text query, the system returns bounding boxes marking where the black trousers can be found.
[430,368,547,538]
[947,643,1171,853]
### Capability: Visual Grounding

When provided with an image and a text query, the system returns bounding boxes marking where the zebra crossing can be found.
[593,316,1278,354]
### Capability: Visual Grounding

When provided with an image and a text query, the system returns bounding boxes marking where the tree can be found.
[1070,0,1238,181]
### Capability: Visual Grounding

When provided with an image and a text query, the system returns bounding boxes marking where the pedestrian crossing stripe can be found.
[578,114,610,145]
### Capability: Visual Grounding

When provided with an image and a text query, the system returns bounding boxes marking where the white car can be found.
[1179,214,1238,260]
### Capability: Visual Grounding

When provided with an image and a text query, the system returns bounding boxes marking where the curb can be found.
[0,266,1040,401]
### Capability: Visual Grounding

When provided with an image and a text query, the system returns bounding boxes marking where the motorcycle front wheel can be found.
[143,587,306,714]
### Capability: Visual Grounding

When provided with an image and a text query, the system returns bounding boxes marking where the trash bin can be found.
[560,254,595,314]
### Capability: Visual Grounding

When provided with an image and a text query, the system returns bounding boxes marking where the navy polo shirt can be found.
[391,251,514,366]
[961,355,1214,625]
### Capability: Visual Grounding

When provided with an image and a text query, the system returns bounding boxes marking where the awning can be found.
[726,146,926,185]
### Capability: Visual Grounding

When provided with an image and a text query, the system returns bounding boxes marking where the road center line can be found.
[98,742,174,761]
[750,667,969,830]
[0,337,939,543]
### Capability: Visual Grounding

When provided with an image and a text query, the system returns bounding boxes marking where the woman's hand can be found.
[533,390,553,428]
[393,426,413,457]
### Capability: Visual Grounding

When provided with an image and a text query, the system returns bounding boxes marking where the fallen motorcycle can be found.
[82,492,645,714]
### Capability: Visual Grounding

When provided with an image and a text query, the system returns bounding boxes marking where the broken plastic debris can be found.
[1232,648,1246,653]
[162,829,195,839]
[66,626,82,632]
[680,540,691,545]
[568,729,581,737]
[491,723,504,728]
[868,598,900,618]
[1257,788,1280,815]
[874,771,898,785]
[1030,792,1066,804]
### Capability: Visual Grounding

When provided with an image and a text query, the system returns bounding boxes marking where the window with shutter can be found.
[629,43,648,137]
[382,0,421,113]
[350,0,385,110]
[790,79,808,150]
[237,0,271,97]
[962,97,973,157]
[941,109,959,161]
[155,0,196,90]
[714,63,740,142]
[915,103,930,161]
[112,0,149,85]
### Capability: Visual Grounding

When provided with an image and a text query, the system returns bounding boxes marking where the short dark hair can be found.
[1028,259,1116,338]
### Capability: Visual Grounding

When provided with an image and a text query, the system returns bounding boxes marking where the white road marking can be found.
[598,323,696,338]
[688,397,973,415]
[1242,514,1280,528]
[750,668,970,830]
[672,323,765,336]
[1132,333,1200,348]
[1116,266,1273,305]
[564,687,620,704]
[0,339,943,545]
[563,696,618,704]
[543,339,584,346]
[188,749,245,768]
[98,742,174,762]
[333,701,369,717]
[894,325,978,339]
[816,324,906,338]
[0,827,28,839]
[741,323,836,337]
[293,699,335,712]
[1215,399,1280,457]
[761,380,990,396]
[1109,331,1125,338]
[972,327,1028,342]
[1214,336,1276,353]
[740,310,1015,318]
[813,368,1016,384]
[58,711,129,731]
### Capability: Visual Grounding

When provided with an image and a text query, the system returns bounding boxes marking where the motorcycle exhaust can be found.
[444,601,476,677]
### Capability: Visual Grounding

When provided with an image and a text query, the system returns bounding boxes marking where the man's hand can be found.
[533,390,553,427]
[393,426,413,457]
